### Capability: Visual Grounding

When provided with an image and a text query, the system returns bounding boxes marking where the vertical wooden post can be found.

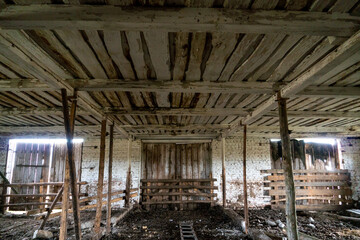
[1,180,6,214]
[242,125,249,234]
[221,137,226,208]
[59,158,70,240]
[278,94,299,240]
[106,124,114,234]
[60,89,81,240]
[94,119,107,235]
[125,139,132,207]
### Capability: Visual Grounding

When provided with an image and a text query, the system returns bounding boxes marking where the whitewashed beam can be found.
[1,5,359,36]
[134,134,218,140]
[222,30,360,138]
[298,86,360,98]
[121,124,230,130]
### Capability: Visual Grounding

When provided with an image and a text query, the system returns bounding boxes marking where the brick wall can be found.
[341,138,360,202]
[212,137,272,208]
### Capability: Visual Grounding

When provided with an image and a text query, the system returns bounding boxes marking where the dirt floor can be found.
[0,209,127,240]
[0,207,359,239]
[236,208,360,240]
[105,206,248,240]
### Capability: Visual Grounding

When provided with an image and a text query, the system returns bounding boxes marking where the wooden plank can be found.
[278,96,299,240]
[173,32,189,81]
[202,33,238,81]
[103,31,135,79]
[230,34,285,81]
[261,169,349,174]
[267,174,349,181]
[143,32,171,80]
[269,181,350,187]
[185,32,207,81]
[222,29,360,137]
[141,200,213,205]
[2,6,359,37]
[94,119,106,235]
[221,137,226,207]
[126,31,147,79]
[242,125,249,234]
[61,89,81,240]
[106,124,114,234]
[140,185,218,189]
[85,30,118,79]
[55,30,107,79]
[269,188,352,196]
[125,139,132,207]
[140,178,216,183]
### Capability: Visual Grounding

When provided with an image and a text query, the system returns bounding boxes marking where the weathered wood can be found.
[61,89,81,240]
[221,138,226,208]
[1,6,359,37]
[242,125,249,234]
[4,181,87,187]
[39,185,64,230]
[141,178,216,183]
[140,185,218,189]
[222,30,360,138]
[125,139,132,207]
[94,119,107,235]
[106,124,114,234]
[59,157,69,240]
[278,95,299,240]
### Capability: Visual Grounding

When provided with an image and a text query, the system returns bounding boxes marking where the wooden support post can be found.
[94,119,107,236]
[39,185,64,230]
[242,125,249,234]
[59,158,70,240]
[106,124,114,234]
[39,179,44,213]
[1,180,6,214]
[209,172,214,207]
[221,137,226,208]
[277,94,299,240]
[61,89,81,240]
[125,139,132,207]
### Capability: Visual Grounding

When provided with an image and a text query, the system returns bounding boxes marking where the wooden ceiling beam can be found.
[221,30,360,138]
[0,78,359,98]
[0,125,100,133]
[1,5,359,36]
[0,31,129,138]
[246,125,360,134]
[264,110,360,119]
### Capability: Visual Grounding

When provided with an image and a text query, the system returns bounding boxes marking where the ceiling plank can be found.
[1,5,359,36]
[221,30,360,137]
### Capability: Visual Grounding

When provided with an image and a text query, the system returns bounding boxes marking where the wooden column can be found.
[242,125,249,234]
[221,137,226,208]
[60,89,81,240]
[125,139,132,207]
[277,94,299,240]
[106,124,114,234]
[59,154,70,240]
[94,119,107,235]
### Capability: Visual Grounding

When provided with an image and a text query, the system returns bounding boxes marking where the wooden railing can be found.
[140,178,217,209]
[261,169,353,211]
[0,181,88,212]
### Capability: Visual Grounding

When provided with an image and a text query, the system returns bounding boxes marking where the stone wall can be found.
[0,137,8,175]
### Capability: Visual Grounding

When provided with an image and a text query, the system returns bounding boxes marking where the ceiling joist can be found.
[1,5,359,37]
[0,78,359,98]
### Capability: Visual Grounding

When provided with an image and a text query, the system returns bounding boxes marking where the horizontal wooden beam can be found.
[0,79,359,98]
[264,110,360,119]
[221,29,360,138]
[135,134,218,140]
[1,5,359,36]
[246,125,360,134]
[0,107,90,116]
[0,125,99,133]
[105,107,248,116]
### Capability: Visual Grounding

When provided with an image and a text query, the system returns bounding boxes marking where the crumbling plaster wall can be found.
[0,137,8,174]
[80,138,141,207]
[212,137,271,208]
[341,137,360,202]
[78,136,360,208]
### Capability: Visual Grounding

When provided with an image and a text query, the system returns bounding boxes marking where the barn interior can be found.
[0,0,360,239]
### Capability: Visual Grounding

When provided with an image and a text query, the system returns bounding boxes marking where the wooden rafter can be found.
[222,30,360,138]
[1,6,360,37]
